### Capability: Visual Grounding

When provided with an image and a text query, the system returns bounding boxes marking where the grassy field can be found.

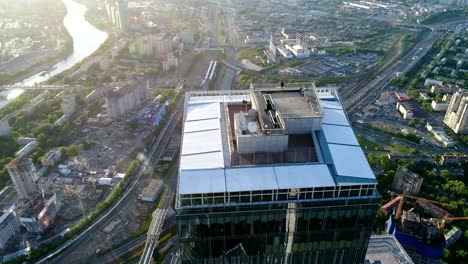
[356,134,386,151]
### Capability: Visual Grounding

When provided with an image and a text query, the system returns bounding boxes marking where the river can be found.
[0,0,108,109]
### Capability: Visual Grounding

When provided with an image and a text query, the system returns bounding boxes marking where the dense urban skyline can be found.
[0,0,467,263]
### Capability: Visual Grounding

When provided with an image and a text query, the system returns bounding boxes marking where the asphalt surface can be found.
[344,31,444,113]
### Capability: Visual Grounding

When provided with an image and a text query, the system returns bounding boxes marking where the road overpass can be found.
[0,84,83,90]
[139,208,169,264]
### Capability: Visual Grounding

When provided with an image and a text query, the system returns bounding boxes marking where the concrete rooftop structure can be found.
[176,84,377,208]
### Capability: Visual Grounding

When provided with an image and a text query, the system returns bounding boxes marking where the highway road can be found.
[214,8,238,91]
[35,100,184,264]
[343,31,444,114]
[342,20,468,115]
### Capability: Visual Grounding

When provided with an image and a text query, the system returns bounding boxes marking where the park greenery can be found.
[369,154,468,263]
[218,9,225,44]
[359,124,420,143]
[422,9,468,25]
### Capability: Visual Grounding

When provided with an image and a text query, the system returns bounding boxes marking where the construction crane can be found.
[393,193,468,231]
[395,193,447,219]
[439,216,468,231]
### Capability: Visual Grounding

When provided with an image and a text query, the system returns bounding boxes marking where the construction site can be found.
[381,194,468,261]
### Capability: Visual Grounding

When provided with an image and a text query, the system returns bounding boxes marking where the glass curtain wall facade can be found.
[178,197,378,264]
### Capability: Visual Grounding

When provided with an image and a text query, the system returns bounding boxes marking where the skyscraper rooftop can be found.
[177,83,377,208]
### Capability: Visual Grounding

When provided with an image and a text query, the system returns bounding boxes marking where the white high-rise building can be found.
[0,204,20,249]
[0,118,11,136]
[444,90,468,134]
[5,158,39,199]
[61,95,76,116]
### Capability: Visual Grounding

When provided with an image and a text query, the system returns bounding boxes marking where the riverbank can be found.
[0,0,73,86]
[74,0,115,33]
[45,33,115,84]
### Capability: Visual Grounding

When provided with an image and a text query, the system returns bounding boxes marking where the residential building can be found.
[281,28,296,39]
[395,92,411,102]
[5,158,39,199]
[286,43,310,58]
[17,194,58,234]
[442,94,452,102]
[443,90,468,134]
[426,124,455,148]
[265,34,277,63]
[244,35,268,46]
[179,31,194,44]
[176,84,379,263]
[424,78,443,87]
[129,35,172,58]
[438,154,468,165]
[17,137,36,146]
[15,141,38,159]
[105,0,128,31]
[61,94,76,115]
[445,226,463,248]
[430,84,459,94]
[162,52,179,71]
[392,167,423,195]
[0,118,11,137]
[111,39,128,59]
[104,84,148,120]
[431,101,449,112]
[396,102,414,120]
[277,45,293,58]
[0,204,20,249]
[419,92,430,101]
[278,67,303,77]
[41,149,62,167]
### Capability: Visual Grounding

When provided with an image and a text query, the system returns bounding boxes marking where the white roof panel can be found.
[316,92,335,100]
[322,124,359,146]
[320,100,343,110]
[186,102,220,121]
[182,129,222,155]
[322,108,350,126]
[184,118,220,133]
[274,164,335,189]
[179,169,226,194]
[188,95,250,104]
[225,167,278,192]
[180,152,224,170]
[328,144,375,179]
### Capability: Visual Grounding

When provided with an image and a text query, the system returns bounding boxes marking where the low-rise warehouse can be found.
[139,179,163,202]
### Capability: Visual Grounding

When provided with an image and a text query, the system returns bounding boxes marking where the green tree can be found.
[68,145,79,157]
[443,249,450,259]
[443,180,465,196]
[456,250,467,259]
[408,120,416,127]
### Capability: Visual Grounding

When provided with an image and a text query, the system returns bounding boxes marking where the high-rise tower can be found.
[5,158,39,199]
[176,83,379,263]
